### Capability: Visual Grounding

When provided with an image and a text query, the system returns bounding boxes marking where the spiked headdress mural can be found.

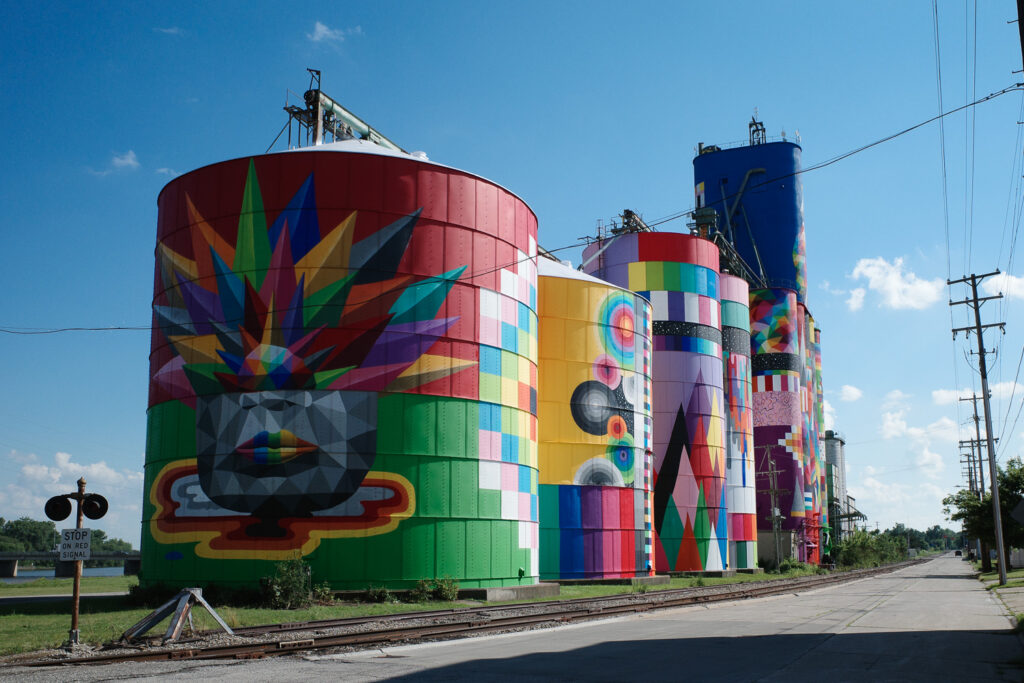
[151,159,465,529]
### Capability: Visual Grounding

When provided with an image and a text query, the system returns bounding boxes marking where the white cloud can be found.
[914,446,945,477]
[882,389,911,410]
[112,150,139,169]
[850,257,943,310]
[822,399,836,431]
[881,410,908,439]
[981,273,1024,300]
[154,26,181,35]
[932,382,1023,406]
[839,385,863,402]
[155,167,178,176]
[931,387,967,405]
[307,21,361,43]
[846,288,865,311]
[0,450,144,546]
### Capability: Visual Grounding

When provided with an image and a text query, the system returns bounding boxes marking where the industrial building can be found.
[141,84,849,587]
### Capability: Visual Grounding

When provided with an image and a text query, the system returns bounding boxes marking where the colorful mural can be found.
[537,260,653,578]
[751,288,805,546]
[721,274,756,570]
[144,148,540,588]
[582,232,728,572]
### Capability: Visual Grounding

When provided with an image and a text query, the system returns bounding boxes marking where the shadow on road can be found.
[377,630,1024,682]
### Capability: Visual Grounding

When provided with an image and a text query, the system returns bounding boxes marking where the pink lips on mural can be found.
[236,430,316,464]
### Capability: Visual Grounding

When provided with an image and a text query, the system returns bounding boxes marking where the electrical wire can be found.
[642,82,1024,231]
[0,242,585,335]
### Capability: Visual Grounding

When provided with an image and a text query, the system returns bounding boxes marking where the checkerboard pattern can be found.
[476,243,539,572]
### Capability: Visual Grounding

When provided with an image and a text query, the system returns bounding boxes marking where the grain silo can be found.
[581,232,728,571]
[537,258,654,578]
[144,132,540,588]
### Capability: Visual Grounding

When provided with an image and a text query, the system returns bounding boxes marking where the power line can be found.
[642,81,1023,231]
[0,241,586,336]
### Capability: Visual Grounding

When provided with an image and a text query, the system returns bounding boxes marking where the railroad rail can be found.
[27,560,923,667]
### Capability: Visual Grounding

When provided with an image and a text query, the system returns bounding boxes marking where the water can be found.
[1,566,125,584]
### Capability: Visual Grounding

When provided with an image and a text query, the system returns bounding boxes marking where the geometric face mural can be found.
[537,260,653,578]
[145,148,539,587]
[582,232,728,572]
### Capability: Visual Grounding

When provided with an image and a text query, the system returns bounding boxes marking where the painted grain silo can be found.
[581,232,728,572]
[798,304,820,564]
[536,258,654,579]
[720,273,757,570]
[692,137,806,302]
[750,287,805,564]
[144,138,540,588]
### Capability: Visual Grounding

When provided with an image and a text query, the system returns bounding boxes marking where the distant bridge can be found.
[0,551,140,578]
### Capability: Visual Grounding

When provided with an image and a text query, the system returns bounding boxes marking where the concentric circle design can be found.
[593,354,621,387]
[569,381,618,436]
[606,415,628,440]
[598,294,636,366]
[607,435,635,477]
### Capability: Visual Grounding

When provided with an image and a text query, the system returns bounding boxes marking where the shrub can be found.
[432,576,460,601]
[262,555,312,609]
[312,581,334,604]
[407,579,433,603]
[366,585,396,603]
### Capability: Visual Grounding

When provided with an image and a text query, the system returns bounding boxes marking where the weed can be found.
[633,583,650,594]
[693,576,705,587]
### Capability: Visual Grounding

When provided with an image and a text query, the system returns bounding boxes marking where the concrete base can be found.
[0,560,17,578]
[555,575,670,586]
[668,570,737,578]
[459,582,561,601]
[757,530,795,568]
[736,567,765,574]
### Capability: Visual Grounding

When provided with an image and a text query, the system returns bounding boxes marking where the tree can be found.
[1,518,59,552]
[943,456,1024,569]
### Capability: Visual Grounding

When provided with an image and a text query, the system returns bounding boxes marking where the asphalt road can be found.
[6,555,1021,681]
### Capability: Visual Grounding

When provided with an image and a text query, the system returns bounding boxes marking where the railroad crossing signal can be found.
[43,478,108,647]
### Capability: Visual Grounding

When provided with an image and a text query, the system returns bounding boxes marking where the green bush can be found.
[312,581,333,604]
[262,555,312,609]
[432,576,460,601]
[832,530,905,569]
[366,585,396,603]
[407,579,433,603]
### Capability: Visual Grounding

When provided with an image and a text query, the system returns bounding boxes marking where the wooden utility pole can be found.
[757,446,789,571]
[960,394,987,492]
[949,271,1007,585]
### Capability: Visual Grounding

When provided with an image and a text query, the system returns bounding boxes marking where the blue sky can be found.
[2,2,1023,545]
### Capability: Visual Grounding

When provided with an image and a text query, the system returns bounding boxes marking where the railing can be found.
[0,551,139,561]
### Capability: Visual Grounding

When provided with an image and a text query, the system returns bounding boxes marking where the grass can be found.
[977,566,1024,584]
[0,596,469,657]
[0,566,841,658]
[0,575,138,597]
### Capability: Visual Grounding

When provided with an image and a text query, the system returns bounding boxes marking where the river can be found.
[1,566,127,584]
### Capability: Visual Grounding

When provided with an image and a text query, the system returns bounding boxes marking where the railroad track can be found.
[27,560,923,667]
